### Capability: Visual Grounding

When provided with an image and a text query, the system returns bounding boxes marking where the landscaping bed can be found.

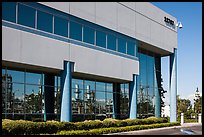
[2,117,180,135]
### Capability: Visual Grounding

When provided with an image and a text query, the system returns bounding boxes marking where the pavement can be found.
[104,123,202,135]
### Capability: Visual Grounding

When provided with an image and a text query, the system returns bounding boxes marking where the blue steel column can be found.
[170,48,177,122]
[154,57,161,118]
[129,74,138,119]
[60,61,72,122]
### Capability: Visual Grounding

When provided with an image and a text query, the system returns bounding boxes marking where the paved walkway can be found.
[104,123,202,135]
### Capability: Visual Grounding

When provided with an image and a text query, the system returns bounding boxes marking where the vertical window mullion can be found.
[52,15,54,33]
[35,10,37,29]
[116,38,118,51]
[135,42,136,57]
[68,20,70,38]
[105,34,107,49]
[82,25,84,42]
[94,29,96,45]
[125,41,127,54]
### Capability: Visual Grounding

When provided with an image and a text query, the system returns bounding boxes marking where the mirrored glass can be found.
[96,82,105,92]
[106,92,113,117]
[7,69,24,83]
[95,91,106,115]
[25,84,42,113]
[147,55,154,88]
[13,83,24,114]
[106,83,113,92]
[26,72,42,85]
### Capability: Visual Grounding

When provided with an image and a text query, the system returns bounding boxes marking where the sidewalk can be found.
[104,123,202,135]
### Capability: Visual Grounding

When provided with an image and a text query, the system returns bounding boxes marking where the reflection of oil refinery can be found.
[72,84,113,117]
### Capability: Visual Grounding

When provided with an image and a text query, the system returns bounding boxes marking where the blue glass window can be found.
[96,31,106,48]
[37,10,53,33]
[127,41,135,56]
[118,38,126,54]
[70,21,82,41]
[18,4,35,28]
[2,2,16,23]
[83,26,95,45]
[54,16,68,37]
[107,34,116,51]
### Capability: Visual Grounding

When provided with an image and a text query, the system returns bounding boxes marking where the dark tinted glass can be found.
[83,26,95,45]
[37,10,53,33]
[107,34,116,51]
[96,31,106,48]
[2,2,16,23]
[127,41,135,56]
[70,21,82,41]
[18,4,35,28]
[54,16,68,37]
[118,38,126,54]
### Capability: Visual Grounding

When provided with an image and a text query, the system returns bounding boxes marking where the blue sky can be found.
[151,2,202,105]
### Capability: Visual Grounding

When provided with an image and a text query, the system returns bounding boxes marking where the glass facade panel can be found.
[106,83,113,92]
[106,92,113,118]
[83,26,95,45]
[118,38,126,54]
[96,31,106,48]
[127,41,135,56]
[2,68,61,121]
[70,21,82,41]
[54,16,68,37]
[139,53,147,86]
[37,10,53,33]
[18,4,35,28]
[107,34,116,51]
[7,69,24,83]
[25,84,42,113]
[137,51,160,118]
[95,91,106,115]
[13,83,25,114]
[26,72,42,85]
[2,2,16,23]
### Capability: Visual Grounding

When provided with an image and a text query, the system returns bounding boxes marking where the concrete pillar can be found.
[44,74,55,121]
[129,74,138,119]
[181,113,184,125]
[154,57,161,118]
[198,113,202,123]
[113,83,120,119]
[169,48,177,122]
[60,61,73,122]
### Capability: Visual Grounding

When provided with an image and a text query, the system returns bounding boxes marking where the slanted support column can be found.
[60,61,73,122]
[154,57,161,118]
[169,48,177,122]
[44,74,55,121]
[113,83,120,119]
[129,74,138,119]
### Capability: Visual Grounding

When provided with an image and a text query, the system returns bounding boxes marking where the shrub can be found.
[52,122,180,135]
[2,117,172,135]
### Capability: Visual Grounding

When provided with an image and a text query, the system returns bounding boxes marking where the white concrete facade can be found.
[2,2,177,82]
